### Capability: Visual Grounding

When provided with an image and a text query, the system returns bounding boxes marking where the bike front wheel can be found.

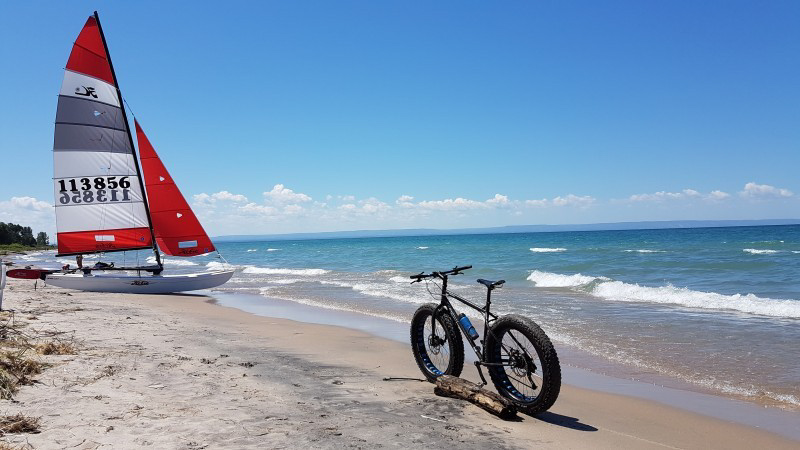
[410,303,464,382]
[485,315,561,414]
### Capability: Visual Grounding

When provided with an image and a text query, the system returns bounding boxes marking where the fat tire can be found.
[410,303,464,382]
[485,314,561,415]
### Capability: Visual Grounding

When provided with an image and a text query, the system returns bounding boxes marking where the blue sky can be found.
[1,1,798,236]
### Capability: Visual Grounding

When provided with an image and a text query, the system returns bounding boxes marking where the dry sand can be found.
[0,277,797,449]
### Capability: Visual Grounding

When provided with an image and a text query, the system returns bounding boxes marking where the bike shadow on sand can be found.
[530,411,598,432]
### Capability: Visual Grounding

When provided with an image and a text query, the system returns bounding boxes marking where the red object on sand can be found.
[6,269,55,280]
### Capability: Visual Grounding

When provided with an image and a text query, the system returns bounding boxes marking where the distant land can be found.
[214,219,800,242]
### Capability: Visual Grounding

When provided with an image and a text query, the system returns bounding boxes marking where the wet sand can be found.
[1,277,798,449]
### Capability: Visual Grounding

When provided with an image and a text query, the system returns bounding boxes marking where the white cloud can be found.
[411,194,517,211]
[708,190,730,201]
[552,194,596,207]
[396,195,415,208]
[363,198,390,213]
[212,191,248,202]
[628,188,730,203]
[193,193,211,203]
[417,197,488,211]
[10,196,51,211]
[338,198,390,216]
[240,202,278,215]
[525,198,549,207]
[283,204,304,214]
[264,184,312,204]
[486,194,510,206]
[193,191,248,204]
[629,189,701,202]
[740,182,793,199]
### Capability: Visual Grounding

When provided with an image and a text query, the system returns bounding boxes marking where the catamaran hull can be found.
[44,270,234,294]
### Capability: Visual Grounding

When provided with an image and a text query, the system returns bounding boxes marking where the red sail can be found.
[135,121,215,256]
[66,16,114,84]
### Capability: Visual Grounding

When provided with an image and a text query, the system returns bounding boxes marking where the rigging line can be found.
[121,96,160,267]
[122,97,137,119]
[118,96,139,259]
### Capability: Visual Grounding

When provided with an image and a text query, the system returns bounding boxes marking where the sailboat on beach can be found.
[25,12,234,293]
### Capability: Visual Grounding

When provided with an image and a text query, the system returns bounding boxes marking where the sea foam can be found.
[147,256,198,266]
[528,270,800,318]
[530,247,567,253]
[242,266,329,276]
[527,270,608,287]
[206,261,239,270]
[743,249,779,255]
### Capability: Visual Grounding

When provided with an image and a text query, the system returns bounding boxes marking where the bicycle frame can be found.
[429,273,505,381]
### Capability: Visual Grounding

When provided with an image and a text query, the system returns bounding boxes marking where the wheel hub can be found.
[428,334,444,354]
[509,348,536,377]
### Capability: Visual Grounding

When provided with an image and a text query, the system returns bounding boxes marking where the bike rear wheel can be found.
[485,315,561,414]
[410,303,464,382]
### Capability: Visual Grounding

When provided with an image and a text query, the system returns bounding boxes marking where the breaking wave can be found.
[242,266,329,276]
[527,270,609,287]
[743,249,779,255]
[527,270,800,318]
[624,249,666,253]
[147,256,198,266]
[206,261,240,270]
[318,279,425,305]
[529,247,567,253]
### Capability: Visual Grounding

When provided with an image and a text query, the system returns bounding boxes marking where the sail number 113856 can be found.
[57,176,132,205]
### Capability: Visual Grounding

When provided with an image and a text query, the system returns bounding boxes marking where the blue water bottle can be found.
[458,313,479,340]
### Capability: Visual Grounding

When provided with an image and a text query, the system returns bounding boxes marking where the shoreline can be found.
[0,278,797,448]
[210,290,800,440]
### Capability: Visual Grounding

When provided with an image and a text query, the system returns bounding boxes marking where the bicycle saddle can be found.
[477,278,505,289]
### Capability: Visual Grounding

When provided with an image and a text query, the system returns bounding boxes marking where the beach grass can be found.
[35,340,77,356]
[0,414,40,436]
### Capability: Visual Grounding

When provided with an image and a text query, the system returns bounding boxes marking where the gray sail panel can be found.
[54,123,132,153]
[56,96,127,131]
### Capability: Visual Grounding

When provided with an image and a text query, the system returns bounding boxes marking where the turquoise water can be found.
[19,224,800,409]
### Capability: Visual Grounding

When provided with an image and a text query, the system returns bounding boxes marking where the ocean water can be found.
[15,224,800,409]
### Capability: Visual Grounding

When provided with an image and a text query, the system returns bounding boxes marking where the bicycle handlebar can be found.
[409,265,472,283]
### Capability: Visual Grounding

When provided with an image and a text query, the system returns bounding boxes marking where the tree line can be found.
[0,222,50,247]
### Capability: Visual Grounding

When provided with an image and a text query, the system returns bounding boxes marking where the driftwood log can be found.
[434,375,517,420]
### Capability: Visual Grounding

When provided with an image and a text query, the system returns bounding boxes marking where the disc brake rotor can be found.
[428,334,444,355]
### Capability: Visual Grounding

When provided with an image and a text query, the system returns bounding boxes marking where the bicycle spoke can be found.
[424,316,451,371]
[496,328,545,398]
[506,373,537,393]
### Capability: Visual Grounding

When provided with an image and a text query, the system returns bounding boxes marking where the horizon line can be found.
[212,218,800,242]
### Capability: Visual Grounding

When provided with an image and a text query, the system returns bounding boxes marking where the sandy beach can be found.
[0,277,797,449]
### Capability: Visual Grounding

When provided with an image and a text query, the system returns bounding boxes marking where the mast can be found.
[92,11,162,269]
